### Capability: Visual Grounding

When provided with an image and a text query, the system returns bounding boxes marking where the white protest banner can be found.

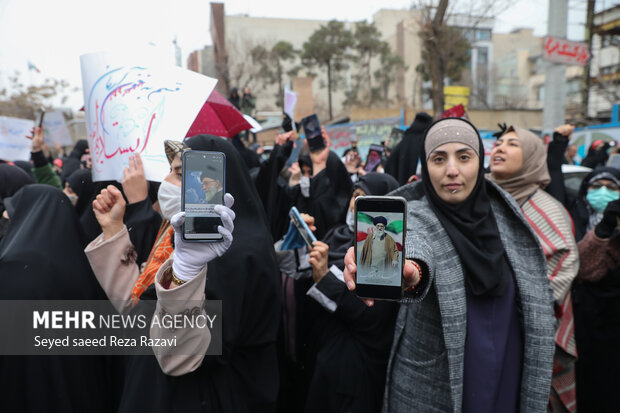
[284,84,297,121]
[80,51,217,182]
[0,116,35,162]
[43,110,72,146]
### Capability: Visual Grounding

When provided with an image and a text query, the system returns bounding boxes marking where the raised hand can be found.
[93,185,126,240]
[26,126,45,152]
[122,153,148,204]
[309,241,329,283]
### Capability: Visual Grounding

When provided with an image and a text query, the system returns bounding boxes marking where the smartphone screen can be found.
[289,206,317,248]
[355,196,406,300]
[364,144,384,172]
[181,150,226,241]
[302,114,325,152]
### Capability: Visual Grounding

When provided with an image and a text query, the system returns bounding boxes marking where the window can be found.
[476,29,491,41]
[477,47,488,65]
[538,86,545,102]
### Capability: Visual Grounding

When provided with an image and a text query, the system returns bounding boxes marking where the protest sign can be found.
[81,51,217,182]
[325,117,400,158]
[0,116,34,162]
[284,85,297,121]
[43,110,72,146]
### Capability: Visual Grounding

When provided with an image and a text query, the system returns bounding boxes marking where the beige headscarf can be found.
[487,126,550,206]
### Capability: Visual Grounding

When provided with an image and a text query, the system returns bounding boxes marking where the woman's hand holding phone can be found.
[309,241,329,283]
[171,193,235,287]
[343,247,421,307]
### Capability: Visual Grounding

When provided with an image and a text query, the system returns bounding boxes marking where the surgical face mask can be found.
[345,208,355,232]
[158,180,182,220]
[300,176,310,198]
[587,186,620,213]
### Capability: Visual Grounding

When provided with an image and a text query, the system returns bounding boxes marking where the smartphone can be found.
[289,206,317,248]
[354,196,407,300]
[388,128,404,151]
[301,114,325,153]
[181,150,226,242]
[36,108,46,128]
[364,144,384,172]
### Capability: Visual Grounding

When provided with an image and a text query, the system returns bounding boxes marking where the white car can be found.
[562,164,592,199]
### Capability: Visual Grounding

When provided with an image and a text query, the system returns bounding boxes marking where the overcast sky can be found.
[0,0,607,111]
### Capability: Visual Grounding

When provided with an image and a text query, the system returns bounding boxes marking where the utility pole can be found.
[580,0,596,122]
[542,0,569,134]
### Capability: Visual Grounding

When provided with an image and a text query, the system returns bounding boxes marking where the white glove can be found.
[171,193,235,282]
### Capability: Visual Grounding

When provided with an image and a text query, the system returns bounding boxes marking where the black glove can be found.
[595,198,620,238]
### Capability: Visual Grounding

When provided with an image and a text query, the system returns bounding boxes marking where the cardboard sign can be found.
[80,51,217,182]
[0,116,34,162]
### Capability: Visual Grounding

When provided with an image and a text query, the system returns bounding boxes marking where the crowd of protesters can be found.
[1,94,619,413]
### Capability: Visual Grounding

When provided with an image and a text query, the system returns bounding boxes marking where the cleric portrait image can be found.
[356,212,404,287]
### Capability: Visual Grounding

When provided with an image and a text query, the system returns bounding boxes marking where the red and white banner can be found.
[543,36,591,66]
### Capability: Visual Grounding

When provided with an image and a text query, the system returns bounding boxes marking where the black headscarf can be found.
[295,151,353,239]
[0,185,115,412]
[0,163,34,202]
[0,163,34,241]
[569,166,620,241]
[355,171,400,198]
[322,172,399,270]
[420,118,511,297]
[66,168,96,217]
[384,112,433,185]
[12,160,35,179]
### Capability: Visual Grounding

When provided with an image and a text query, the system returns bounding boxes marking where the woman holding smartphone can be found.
[343,118,555,413]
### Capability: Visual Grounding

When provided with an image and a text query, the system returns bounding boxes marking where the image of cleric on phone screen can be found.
[185,166,224,205]
[357,213,402,286]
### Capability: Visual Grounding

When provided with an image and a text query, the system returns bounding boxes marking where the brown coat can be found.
[84,226,210,376]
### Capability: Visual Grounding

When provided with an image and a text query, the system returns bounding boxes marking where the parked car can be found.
[562,164,592,199]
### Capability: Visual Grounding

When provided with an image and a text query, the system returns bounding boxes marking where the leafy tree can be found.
[351,21,389,106]
[374,52,407,105]
[301,20,354,119]
[251,41,297,110]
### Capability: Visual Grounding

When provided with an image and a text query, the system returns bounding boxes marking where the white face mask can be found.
[345,208,355,232]
[300,176,310,198]
[158,180,182,221]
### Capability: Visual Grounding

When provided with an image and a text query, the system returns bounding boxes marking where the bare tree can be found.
[412,0,512,114]
[0,71,78,118]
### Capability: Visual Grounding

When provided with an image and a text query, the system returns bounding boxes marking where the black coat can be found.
[113,135,281,413]
[0,185,119,413]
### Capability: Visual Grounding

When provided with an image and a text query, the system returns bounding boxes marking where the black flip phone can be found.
[301,114,325,153]
[181,150,226,242]
[354,196,407,300]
